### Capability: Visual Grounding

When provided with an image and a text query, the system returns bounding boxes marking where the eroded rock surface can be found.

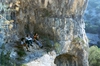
[0,0,89,66]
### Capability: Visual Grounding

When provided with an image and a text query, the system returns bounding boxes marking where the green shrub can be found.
[41,37,54,52]
[72,37,85,44]
[54,42,61,54]
[16,48,26,57]
[0,51,17,66]
[41,36,53,47]
[0,43,5,49]
[89,46,100,66]
[21,64,27,66]
[85,22,99,34]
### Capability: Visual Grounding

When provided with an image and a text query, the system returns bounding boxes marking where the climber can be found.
[25,34,33,47]
[20,38,29,51]
[33,33,43,48]
[34,33,39,40]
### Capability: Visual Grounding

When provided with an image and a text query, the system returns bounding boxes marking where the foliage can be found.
[84,0,100,34]
[0,43,5,49]
[97,41,100,48]
[14,43,26,58]
[0,51,17,66]
[89,46,100,66]
[21,64,27,66]
[54,42,61,54]
[41,36,61,54]
[42,37,52,47]
[42,37,53,52]
[72,37,85,44]
[85,22,100,34]
[16,48,26,57]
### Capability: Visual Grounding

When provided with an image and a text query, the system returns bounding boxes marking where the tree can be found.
[89,46,100,66]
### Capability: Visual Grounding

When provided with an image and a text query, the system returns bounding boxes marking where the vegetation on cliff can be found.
[89,46,100,66]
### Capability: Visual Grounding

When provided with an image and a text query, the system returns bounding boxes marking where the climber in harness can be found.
[20,38,29,51]
[25,34,33,47]
[33,33,43,48]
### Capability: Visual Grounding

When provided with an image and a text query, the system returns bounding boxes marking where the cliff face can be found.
[0,0,89,66]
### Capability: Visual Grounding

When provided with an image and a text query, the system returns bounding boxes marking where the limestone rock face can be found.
[0,0,89,66]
